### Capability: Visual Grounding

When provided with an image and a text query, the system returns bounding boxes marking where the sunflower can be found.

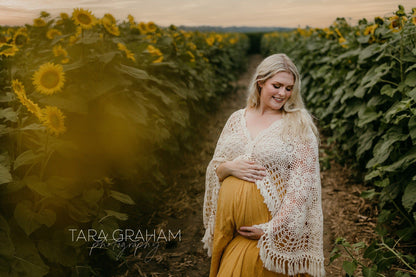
[364,24,378,36]
[186,51,195,63]
[52,44,69,63]
[388,15,406,32]
[33,18,46,27]
[11,79,27,103]
[117,43,135,62]
[206,35,215,46]
[103,13,116,25]
[0,43,18,57]
[146,22,157,32]
[138,22,147,34]
[40,11,50,18]
[68,26,82,45]
[46,29,62,40]
[40,106,66,136]
[102,20,120,36]
[13,28,29,47]
[53,44,67,57]
[128,14,135,25]
[12,79,43,119]
[72,8,97,29]
[32,62,65,95]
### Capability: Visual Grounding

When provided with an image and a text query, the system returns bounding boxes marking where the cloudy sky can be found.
[1,0,415,28]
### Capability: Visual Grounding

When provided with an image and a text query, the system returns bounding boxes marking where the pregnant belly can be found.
[219,176,272,229]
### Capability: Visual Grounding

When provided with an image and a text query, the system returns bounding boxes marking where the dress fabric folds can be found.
[210,176,309,277]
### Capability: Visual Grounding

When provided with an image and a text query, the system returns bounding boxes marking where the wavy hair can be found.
[246,53,319,141]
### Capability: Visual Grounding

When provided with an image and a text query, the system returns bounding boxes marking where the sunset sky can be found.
[1,0,415,28]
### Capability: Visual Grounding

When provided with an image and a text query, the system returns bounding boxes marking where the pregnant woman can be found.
[202,54,325,277]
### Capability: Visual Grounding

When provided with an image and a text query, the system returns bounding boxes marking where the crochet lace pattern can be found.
[202,108,325,277]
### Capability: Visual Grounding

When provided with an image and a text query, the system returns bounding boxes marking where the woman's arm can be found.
[216,159,267,182]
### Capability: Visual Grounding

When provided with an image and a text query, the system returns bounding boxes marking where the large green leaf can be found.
[14,201,56,236]
[381,146,416,172]
[9,223,49,276]
[0,163,12,185]
[0,107,18,123]
[366,127,408,168]
[109,190,135,205]
[405,71,416,87]
[13,150,43,171]
[402,182,416,212]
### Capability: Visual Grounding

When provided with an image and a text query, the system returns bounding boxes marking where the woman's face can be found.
[258,71,294,111]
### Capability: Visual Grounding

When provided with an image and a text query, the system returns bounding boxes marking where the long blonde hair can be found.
[246,53,319,141]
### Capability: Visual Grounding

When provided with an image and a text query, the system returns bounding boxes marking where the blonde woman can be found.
[202,54,325,277]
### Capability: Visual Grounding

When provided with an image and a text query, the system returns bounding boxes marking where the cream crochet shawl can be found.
[202,108,325,277]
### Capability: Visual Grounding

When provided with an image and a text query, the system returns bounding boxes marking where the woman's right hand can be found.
[216,159,267,182]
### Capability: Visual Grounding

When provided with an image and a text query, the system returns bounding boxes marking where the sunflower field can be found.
[261,5,416,276]
[0,9,249,276]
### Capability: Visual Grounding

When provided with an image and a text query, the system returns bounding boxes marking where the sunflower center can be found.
[49,114,61,128]
[40,70,60,89]
[77,14,92,25]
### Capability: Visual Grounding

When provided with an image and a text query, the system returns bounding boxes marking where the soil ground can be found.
[115,54,377,277]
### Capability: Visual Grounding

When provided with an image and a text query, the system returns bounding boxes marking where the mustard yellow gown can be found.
[209,176,310,277]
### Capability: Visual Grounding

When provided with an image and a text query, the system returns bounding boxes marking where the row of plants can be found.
[0,9,249,276]
[261,5,416,277]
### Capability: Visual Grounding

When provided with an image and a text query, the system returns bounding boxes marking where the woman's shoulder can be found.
[225,107,245,123]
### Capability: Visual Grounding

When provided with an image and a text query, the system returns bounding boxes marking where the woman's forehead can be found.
[268,71,294,85]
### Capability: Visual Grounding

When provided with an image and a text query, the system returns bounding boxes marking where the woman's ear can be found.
[257,81,263,88]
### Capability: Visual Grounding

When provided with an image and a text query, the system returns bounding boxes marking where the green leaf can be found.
[0,163,12,185]
[366,127,408,168]
[405,71,416,87]
[357,106,380,127]
[9,224,49,276]
[0,107,18,122]
[380,84,396,98]
[402,181,416,212]
[0,215,14,258]
[361,189,379,199]
[381,146,416,172]
[103,209,129,221]
[109,190,135,205]
[409,116,416,143]
[343,260,357,275]
[358,44,382,63]
[13,150,43,171]
[117,64,149,80]
[82,186,104,204]
[362,266,378,277]
[47,175,81,199]
[357,129,378,160]
[14,201,56,236]
[25,175,52,197]
[37,231,77,267]
[365,169,381,181]
[407,87,416,102]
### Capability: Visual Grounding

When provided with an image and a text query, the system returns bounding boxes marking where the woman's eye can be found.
[286,88,292,91]
[273,84,280,89]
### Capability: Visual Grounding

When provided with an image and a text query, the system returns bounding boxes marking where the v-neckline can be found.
[241,108,283,142]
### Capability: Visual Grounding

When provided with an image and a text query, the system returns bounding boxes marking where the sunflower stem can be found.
[39,131,49,181]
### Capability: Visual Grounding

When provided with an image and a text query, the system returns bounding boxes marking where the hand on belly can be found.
[237,226,264,240]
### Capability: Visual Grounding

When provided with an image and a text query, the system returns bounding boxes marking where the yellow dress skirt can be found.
[209,176,309,277]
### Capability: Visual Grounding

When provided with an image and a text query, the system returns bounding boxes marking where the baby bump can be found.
[218,176,271,229]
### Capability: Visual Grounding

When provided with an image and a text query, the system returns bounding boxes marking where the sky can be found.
[1,0,416,28]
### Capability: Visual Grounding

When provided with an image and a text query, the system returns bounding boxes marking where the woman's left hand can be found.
[237,226,264,240]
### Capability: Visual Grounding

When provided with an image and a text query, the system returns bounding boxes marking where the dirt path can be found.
[116,54,376,277]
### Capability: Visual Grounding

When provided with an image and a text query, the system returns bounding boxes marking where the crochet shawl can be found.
[202,108,325,277]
